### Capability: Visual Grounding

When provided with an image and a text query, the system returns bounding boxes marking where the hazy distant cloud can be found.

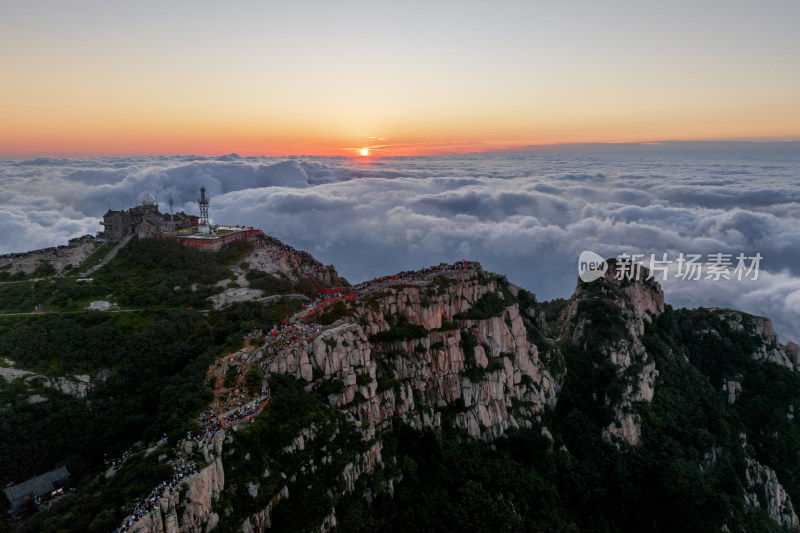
[1,150,799,343]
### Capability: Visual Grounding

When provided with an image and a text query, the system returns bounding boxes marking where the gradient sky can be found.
[2,0,799,157]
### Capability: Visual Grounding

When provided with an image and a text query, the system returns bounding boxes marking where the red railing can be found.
[297,292,357,320]
[307,275,357,298]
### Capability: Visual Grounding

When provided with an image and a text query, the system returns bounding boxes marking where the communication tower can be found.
[198,186,211,235]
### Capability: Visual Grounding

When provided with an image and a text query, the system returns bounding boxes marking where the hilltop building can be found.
[99,187,263,252]
[100,194,198,240]
[4,466,69,513]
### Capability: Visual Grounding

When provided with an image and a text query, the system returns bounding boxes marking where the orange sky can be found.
[2,1,799,158]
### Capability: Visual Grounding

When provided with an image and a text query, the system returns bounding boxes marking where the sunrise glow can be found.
[0,1,798,158]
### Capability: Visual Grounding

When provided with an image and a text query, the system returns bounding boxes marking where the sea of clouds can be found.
[2,146,799,343]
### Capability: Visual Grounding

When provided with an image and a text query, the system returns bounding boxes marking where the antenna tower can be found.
[198,186,210,227]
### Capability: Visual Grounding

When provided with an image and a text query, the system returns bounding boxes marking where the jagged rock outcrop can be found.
[268,274,558,441]
[241,486,289,533]
[788,342,800,368]
[127,431,225,533]
[51,374,92,397]
[722,378,743,405]
[560,267,665,341]
[243,243,344,287]
[744,456,800,528]
[113,259,800,533]
[719,312,799,371]
[0,360,92,398]
[559,267,664,446]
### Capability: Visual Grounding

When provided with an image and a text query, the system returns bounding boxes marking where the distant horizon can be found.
[3,139,800,161]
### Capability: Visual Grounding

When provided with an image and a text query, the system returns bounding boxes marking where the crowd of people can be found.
[104,448,136,470]
[295,291,354,320]
[202,381,268,425]
[267,322,324,351]
[115,448,197,532]
[219,399,269,429]
[352,260,480,294]
[67,234,96,246]
[199,407,223,431]
[187,426,219,442]
[0,234,95,261]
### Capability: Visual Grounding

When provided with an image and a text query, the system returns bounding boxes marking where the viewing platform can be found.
[152,227,265,252]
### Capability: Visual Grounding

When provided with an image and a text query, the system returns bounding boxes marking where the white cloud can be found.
[1,149,798,342]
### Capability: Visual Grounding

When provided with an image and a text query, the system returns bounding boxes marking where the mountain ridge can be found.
[2,233,800,532]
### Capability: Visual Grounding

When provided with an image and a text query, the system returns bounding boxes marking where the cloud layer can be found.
[1,148,799,342]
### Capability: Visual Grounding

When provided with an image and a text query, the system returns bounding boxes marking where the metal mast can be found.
[198,186,211,234]
[198,186,210,226]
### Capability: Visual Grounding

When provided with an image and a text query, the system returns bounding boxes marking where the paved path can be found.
[0,307,201,318]
[82,234,133,276]
[0,278,44,285]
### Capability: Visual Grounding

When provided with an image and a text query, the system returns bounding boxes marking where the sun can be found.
[360,148,369,156]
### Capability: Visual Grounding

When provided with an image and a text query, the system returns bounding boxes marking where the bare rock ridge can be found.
[127,431,226,533]
[719,311,800,371]
[123,264,563,533]
[554,262,799,527]
[116,248,800,533]
[558,266,664,446]
[745,456,800,529]
[270,274,559,441]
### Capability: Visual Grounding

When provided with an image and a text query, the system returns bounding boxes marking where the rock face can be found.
[87,300,117,311]
[128,431,226,533]
[128,271,560,533]
[269,274,559,441]
[720,312,799,371]
[115,259,800,533]
[208,288,265,310]
[2,239,95,275]
[52,374,92,397]
[744,456,800,529]
[722,378,743,405]
[242,240,345,287]
[788,342,800,369]
[559,267,664,446]
[560,267,665,341]
[0,361,92,398]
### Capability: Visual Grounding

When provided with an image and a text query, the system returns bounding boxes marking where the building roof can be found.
[3,466,69,511]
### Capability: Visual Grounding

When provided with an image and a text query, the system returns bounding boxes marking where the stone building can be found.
[100,194,198,241]
[4,466,70,512]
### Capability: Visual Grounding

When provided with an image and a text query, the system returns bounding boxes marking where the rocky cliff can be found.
[110,254,800,533]
[744,455,800,528]
[121,268,563,533]
[719,311,800,371]
[558,266,663,446]
[126,431,226,533]
[268,274,559,442]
